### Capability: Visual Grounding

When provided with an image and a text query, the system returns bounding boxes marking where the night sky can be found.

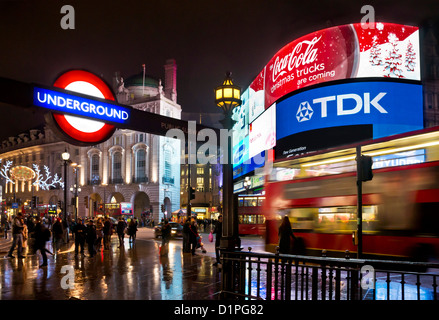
[0,0,438,141]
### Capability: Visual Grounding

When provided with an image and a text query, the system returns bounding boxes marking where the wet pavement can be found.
[0,229,222,300]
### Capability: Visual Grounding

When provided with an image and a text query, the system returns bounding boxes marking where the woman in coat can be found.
[278,216,296,254]
[128,219,138,243]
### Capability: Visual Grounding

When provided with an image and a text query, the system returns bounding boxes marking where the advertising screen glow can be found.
[264,23,420,107]
[275,80,423,159]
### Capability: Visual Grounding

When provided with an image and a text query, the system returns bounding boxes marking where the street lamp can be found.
[215,72,241,251]
[61,149,70,221]
[70,163,81,221]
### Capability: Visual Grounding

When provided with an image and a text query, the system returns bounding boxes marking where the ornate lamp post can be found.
[214,72,242,251]
[70,163,82,221]
[61,149,70,221]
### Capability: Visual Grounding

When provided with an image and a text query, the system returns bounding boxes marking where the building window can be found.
[136,149,147,182]
[90,154,100,184]
[164,149,171,178]
[162,146,174,184]
[136,133,145,143]
[197,177,204,185]
[197,167,204,175]
[112,151,122,183]
[113,136,123,146]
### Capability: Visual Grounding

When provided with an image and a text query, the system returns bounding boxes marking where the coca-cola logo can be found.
[270,35,322,83]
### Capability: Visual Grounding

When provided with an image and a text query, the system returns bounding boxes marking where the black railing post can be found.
[267,258,273,301]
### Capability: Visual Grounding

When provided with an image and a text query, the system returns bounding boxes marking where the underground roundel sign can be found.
[45,70,117,146]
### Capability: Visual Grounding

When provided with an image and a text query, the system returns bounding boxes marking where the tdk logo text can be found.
[297,92,387,122]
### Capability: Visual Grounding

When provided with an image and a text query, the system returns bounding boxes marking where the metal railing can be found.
[220,249,439,301]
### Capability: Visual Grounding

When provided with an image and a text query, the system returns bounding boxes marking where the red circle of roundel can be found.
[52,70,116,144]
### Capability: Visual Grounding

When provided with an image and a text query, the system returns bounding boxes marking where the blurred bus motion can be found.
[264,127,439,261]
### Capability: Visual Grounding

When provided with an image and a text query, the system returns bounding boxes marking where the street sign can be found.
[12,203,18,209]
[43,70,118,146]
[0,75,220,144]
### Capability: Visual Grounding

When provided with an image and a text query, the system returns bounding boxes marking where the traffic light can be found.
[31,196,37,208]
[161,204,165,213]
[189,187,196,200]
[57,200,62,208]
[357,155,373,182]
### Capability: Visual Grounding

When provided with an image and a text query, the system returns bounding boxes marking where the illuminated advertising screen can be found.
[264,23,420,107]
[232,22,422,178]
[232,88,249,166]
[275,80,423,159]
[121,202,133,215]
[249,69,266,123]
[249,104,276,159]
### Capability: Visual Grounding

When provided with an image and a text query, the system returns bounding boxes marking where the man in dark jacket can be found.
[33,217,49,267]
[72,218,86,256]
[189,219,199,256]
[85,220,97,257]
[7,213,25,259]
[116,218,126,247]
[103,216,112,250]
[213,215,223,266]
[182,218,191,253]
[52,218,64,253]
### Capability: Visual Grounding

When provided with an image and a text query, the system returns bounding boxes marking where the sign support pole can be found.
[356,146,363,259]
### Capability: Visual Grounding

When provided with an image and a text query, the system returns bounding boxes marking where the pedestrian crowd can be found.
[3,212,139,268]
[3,211,223,268]
[159,215,222,267]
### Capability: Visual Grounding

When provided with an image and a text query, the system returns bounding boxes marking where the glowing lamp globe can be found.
[214,72,242,114]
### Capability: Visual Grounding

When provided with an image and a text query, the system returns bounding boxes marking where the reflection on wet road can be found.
[0,234,221,300]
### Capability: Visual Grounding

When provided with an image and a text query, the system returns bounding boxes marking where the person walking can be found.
[213,215,222,266]
[103,216,112,250]
[116,217,126,248]
[1,213,8,239]
[33,217,50,268]
[7,213,25,259]
[95,218,104,252]
[52,218,64,253]
[160,219,171,256]
[278,215,296,254]
[189,219,199,256]
[85,219,97,257]
[128,219,137,244]
[161,219,171,246]
[182,217,191,253]
[72,218,86,256]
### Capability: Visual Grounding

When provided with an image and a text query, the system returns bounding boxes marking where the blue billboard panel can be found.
[276,81,423,159]
[233,151,265,179]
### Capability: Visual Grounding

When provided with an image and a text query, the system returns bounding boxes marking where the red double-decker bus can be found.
[264,127,439,261]
[238,195,266,236]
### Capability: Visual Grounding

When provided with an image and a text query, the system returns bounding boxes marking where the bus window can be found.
[288,208,316,230]
[258,197,265,207]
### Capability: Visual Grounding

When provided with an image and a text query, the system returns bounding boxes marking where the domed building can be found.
[0,59,181,224]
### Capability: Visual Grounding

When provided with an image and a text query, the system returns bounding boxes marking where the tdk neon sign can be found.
[296,92,387,122]
[277,81,423,140]
[33,87,130,124]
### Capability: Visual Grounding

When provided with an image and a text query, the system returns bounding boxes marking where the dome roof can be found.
[124,72,159,88]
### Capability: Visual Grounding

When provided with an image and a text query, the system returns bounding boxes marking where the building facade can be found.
[0,59,181,223]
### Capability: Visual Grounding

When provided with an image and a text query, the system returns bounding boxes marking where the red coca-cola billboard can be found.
[262,22,420,108]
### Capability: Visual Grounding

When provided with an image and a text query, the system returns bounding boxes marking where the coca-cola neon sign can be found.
[260,23,420,108]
